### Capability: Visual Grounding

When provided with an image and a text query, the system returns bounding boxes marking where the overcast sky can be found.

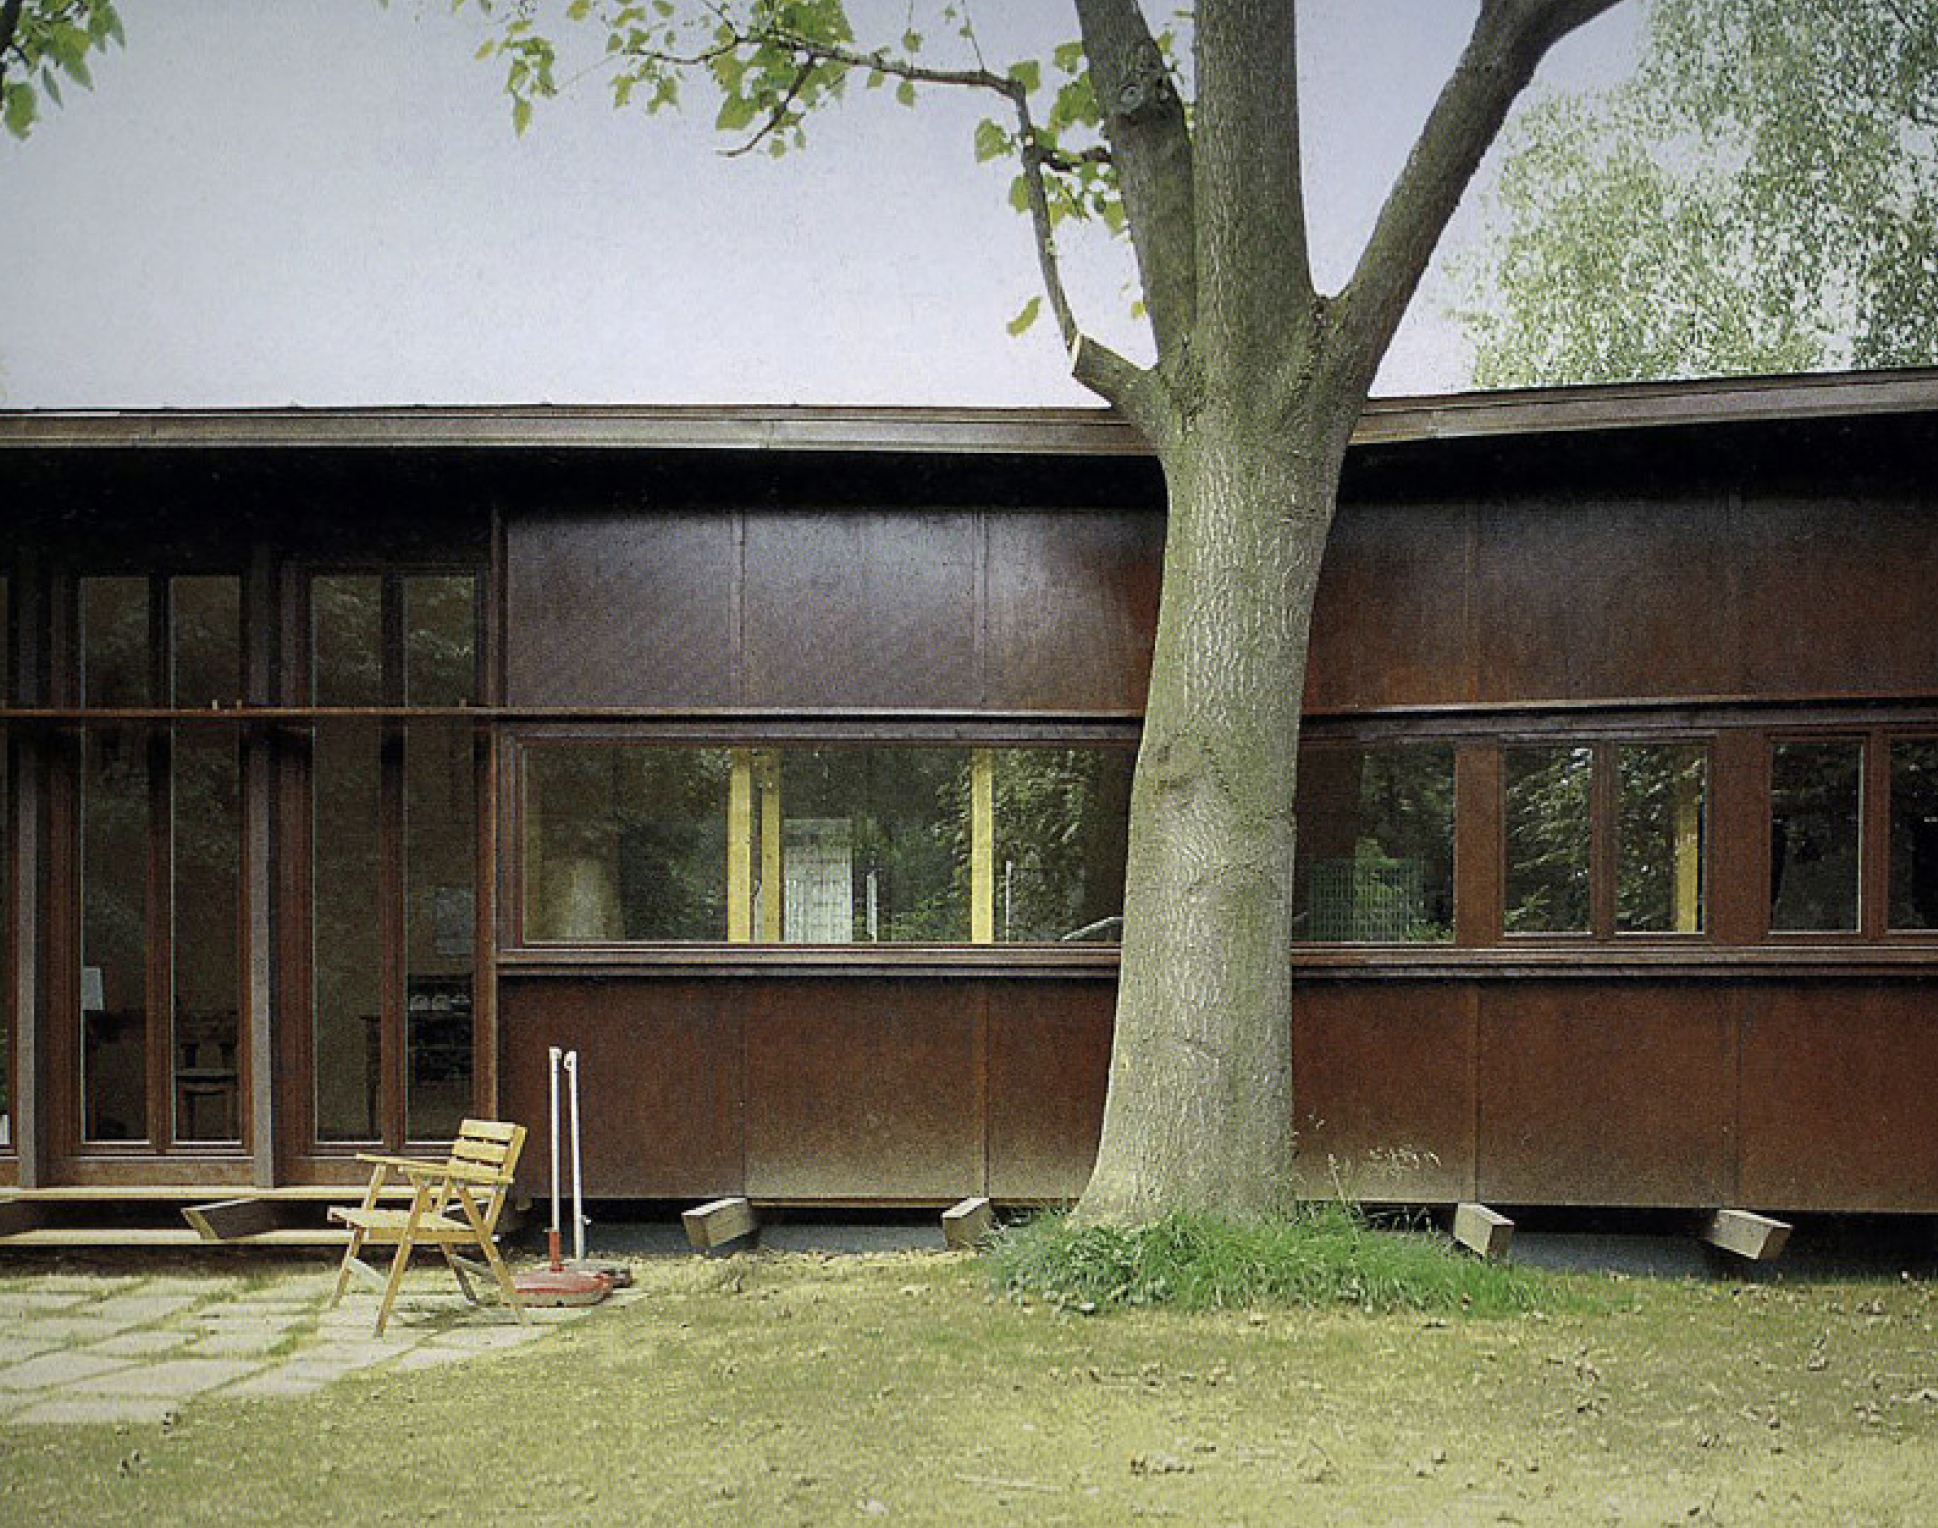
[0,1,1640,410]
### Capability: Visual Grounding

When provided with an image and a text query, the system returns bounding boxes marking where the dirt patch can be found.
[3,1251,1936,1524]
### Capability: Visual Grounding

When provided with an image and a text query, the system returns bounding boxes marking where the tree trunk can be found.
[1077,400,1342,1224]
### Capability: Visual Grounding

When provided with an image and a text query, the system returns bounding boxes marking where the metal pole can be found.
[565,1049,586,1266]
[547,1045,562,1270]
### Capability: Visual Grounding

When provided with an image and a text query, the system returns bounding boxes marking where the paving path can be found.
[0,1263,632,1427]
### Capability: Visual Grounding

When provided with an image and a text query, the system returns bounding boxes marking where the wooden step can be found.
[0,1227,350,1249]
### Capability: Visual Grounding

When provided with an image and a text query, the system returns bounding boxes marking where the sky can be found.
[0,1,1641,411]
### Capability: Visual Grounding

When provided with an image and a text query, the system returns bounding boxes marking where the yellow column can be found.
[971,751,995,944]
[757,750,783,942]
[727,750,754,943]
[1673,761,1703,933]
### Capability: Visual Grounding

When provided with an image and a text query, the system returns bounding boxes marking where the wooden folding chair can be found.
[328,1118,530,1336]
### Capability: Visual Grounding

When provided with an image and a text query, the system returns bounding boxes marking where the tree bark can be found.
[1077,397,1342,1224]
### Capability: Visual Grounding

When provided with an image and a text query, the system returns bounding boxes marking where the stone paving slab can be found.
[70,1358,263,1399]
[0,1292,92,1316]
[0,1351,136,1391]
[89,1294,205,1324]
[0,1335,63,1365]
[87,1330,197,1358]
[14,1396,181,1427]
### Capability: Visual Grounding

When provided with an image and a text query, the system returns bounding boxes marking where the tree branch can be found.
[0,0,25,86]
[1327,0,1627,403]
[1074,0,1197,365]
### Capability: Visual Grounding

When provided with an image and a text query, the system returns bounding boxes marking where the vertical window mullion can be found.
[1589,741,1617,940]
[1863,729,1890,939]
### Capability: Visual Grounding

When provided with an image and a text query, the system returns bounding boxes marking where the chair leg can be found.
[439,1244,481,1305]
[373,1239,415,1337]
[476,1236,530,1325]
[330,1228,367,1309]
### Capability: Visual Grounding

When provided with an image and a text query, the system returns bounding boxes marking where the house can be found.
[4,368,1937,1240]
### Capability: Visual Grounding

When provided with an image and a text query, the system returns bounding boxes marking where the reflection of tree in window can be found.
[1616,744,1706,934]
[1293,745,1454,943]
[1889,740,1938,930]
[1504,746,1592,934]
[1769,741,1862,932]
[988,749,1134,943]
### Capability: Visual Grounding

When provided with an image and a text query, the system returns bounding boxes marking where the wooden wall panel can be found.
[743,981,982,1201]
[1737,495,1938,697]
[986,982,1113,1201]
[742,512,978,709]
[505,512,737,707]
[1739,983,1938,1212]
[1476,983,1735,1206]
[1469,495,1737,703]
[499,978,744,1200]
[1290,983,1475,1202]
[984,511,1162,712]
[1307,501,1473,710]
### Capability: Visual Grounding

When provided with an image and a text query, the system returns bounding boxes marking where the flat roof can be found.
[3,366,1937,456]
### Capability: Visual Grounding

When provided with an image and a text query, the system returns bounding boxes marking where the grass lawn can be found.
[3,1245,1936,1525]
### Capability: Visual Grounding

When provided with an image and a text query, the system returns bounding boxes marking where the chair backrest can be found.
[437,1119,527,1228]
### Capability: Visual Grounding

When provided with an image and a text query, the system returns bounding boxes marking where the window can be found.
[1504,745,1592,934]
[1889,739,1938,931]
[519,742,1134,947]
[1769,740,1862,933]
[1616,743,1707,934]
[1292,743,1454,943]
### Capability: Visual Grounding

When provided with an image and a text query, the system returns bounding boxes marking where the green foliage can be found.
[0,0,123,140]
[1461,0,1938,386]
[989,1205,1557,1317]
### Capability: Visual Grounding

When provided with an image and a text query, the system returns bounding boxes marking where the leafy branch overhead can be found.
[0,0,123,138]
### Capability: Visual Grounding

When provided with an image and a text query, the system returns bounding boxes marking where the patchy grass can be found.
[3,1248,1936,1525]
[988,1204,1557,1316]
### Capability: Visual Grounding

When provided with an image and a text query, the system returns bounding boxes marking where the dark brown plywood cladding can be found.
[1739,983,1938,1212]
[744,981,982,1201]
[500,978,745,1200]
[742,512,979,709]
[506,510,737,707]
[1290,983,1476,1203]
[984,511,1162,712]
[986,982,1114,1200]
[1477,983,1735,1206]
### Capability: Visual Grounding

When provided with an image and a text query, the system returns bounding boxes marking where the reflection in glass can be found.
[83,727,149,1141]
[312,575,383,705]
[1770,741,1862,932]
[1617,744,1707,933]
[171,576,241,707]
[991,748,1134,942]
[83,576,150,707]
[405,575,477,707]
[313,723,382,1141]
[1504,745,1593,934]
[524,747,731,942]
[406,721,475,1141]
[173,730,240,1141]
[1889,740,1938,930]
[1293,744,1455,943]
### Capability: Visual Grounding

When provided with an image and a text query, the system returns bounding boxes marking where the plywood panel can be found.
[742,512,978,709]
[1307,500,1473,710]
[1290,983,1475,1202]
[1471,494,1738,704]
[743,981,982,1200]
[985,511,1161,712]
[1477,983,1734,1206]
[987,982,1113,1201]
[505,511,737,707]
[499,978,744,1200]
[1739,982,1938,1212]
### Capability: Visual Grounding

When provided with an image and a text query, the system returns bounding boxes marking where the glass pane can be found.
[991,748,1134,943]
[404,575,477,707]
[83,576,150,707]
[406,721,475,1141]
[171,576,241,708]
[1770,741,1862,932]
[1889,740,1938,930]
[173,730,240,1143]
[1616,744,1708,934]
[312,575,383,706]
[1,718,10,1151]
[779,749,967,943]
[313,722,382,1141]
[1293,744,1455,943]
[83,727,149,1141]
[524,747,731,942]
[1504,745,1593,934]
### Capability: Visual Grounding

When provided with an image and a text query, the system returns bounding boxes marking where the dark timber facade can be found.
[5,370,1938,1217]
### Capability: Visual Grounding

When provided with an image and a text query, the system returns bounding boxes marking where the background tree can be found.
[0,0,122,139]
[1461,0,1938,386]
[465,0,1622,1224]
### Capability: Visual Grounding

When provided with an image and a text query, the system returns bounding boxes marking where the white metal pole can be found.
[547,1045,563,1267]
[565,1049,586,1265]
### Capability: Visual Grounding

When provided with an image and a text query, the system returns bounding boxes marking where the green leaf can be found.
[1009,60,1041,94]
[715,93,758,132]
[1009,175,1031,214]
[1007,296,1042,336]
[566,0,592,17]
[512,95,533,135]
[973,118,1007,163]
[3,81,37,139]
[895,78,916,107]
